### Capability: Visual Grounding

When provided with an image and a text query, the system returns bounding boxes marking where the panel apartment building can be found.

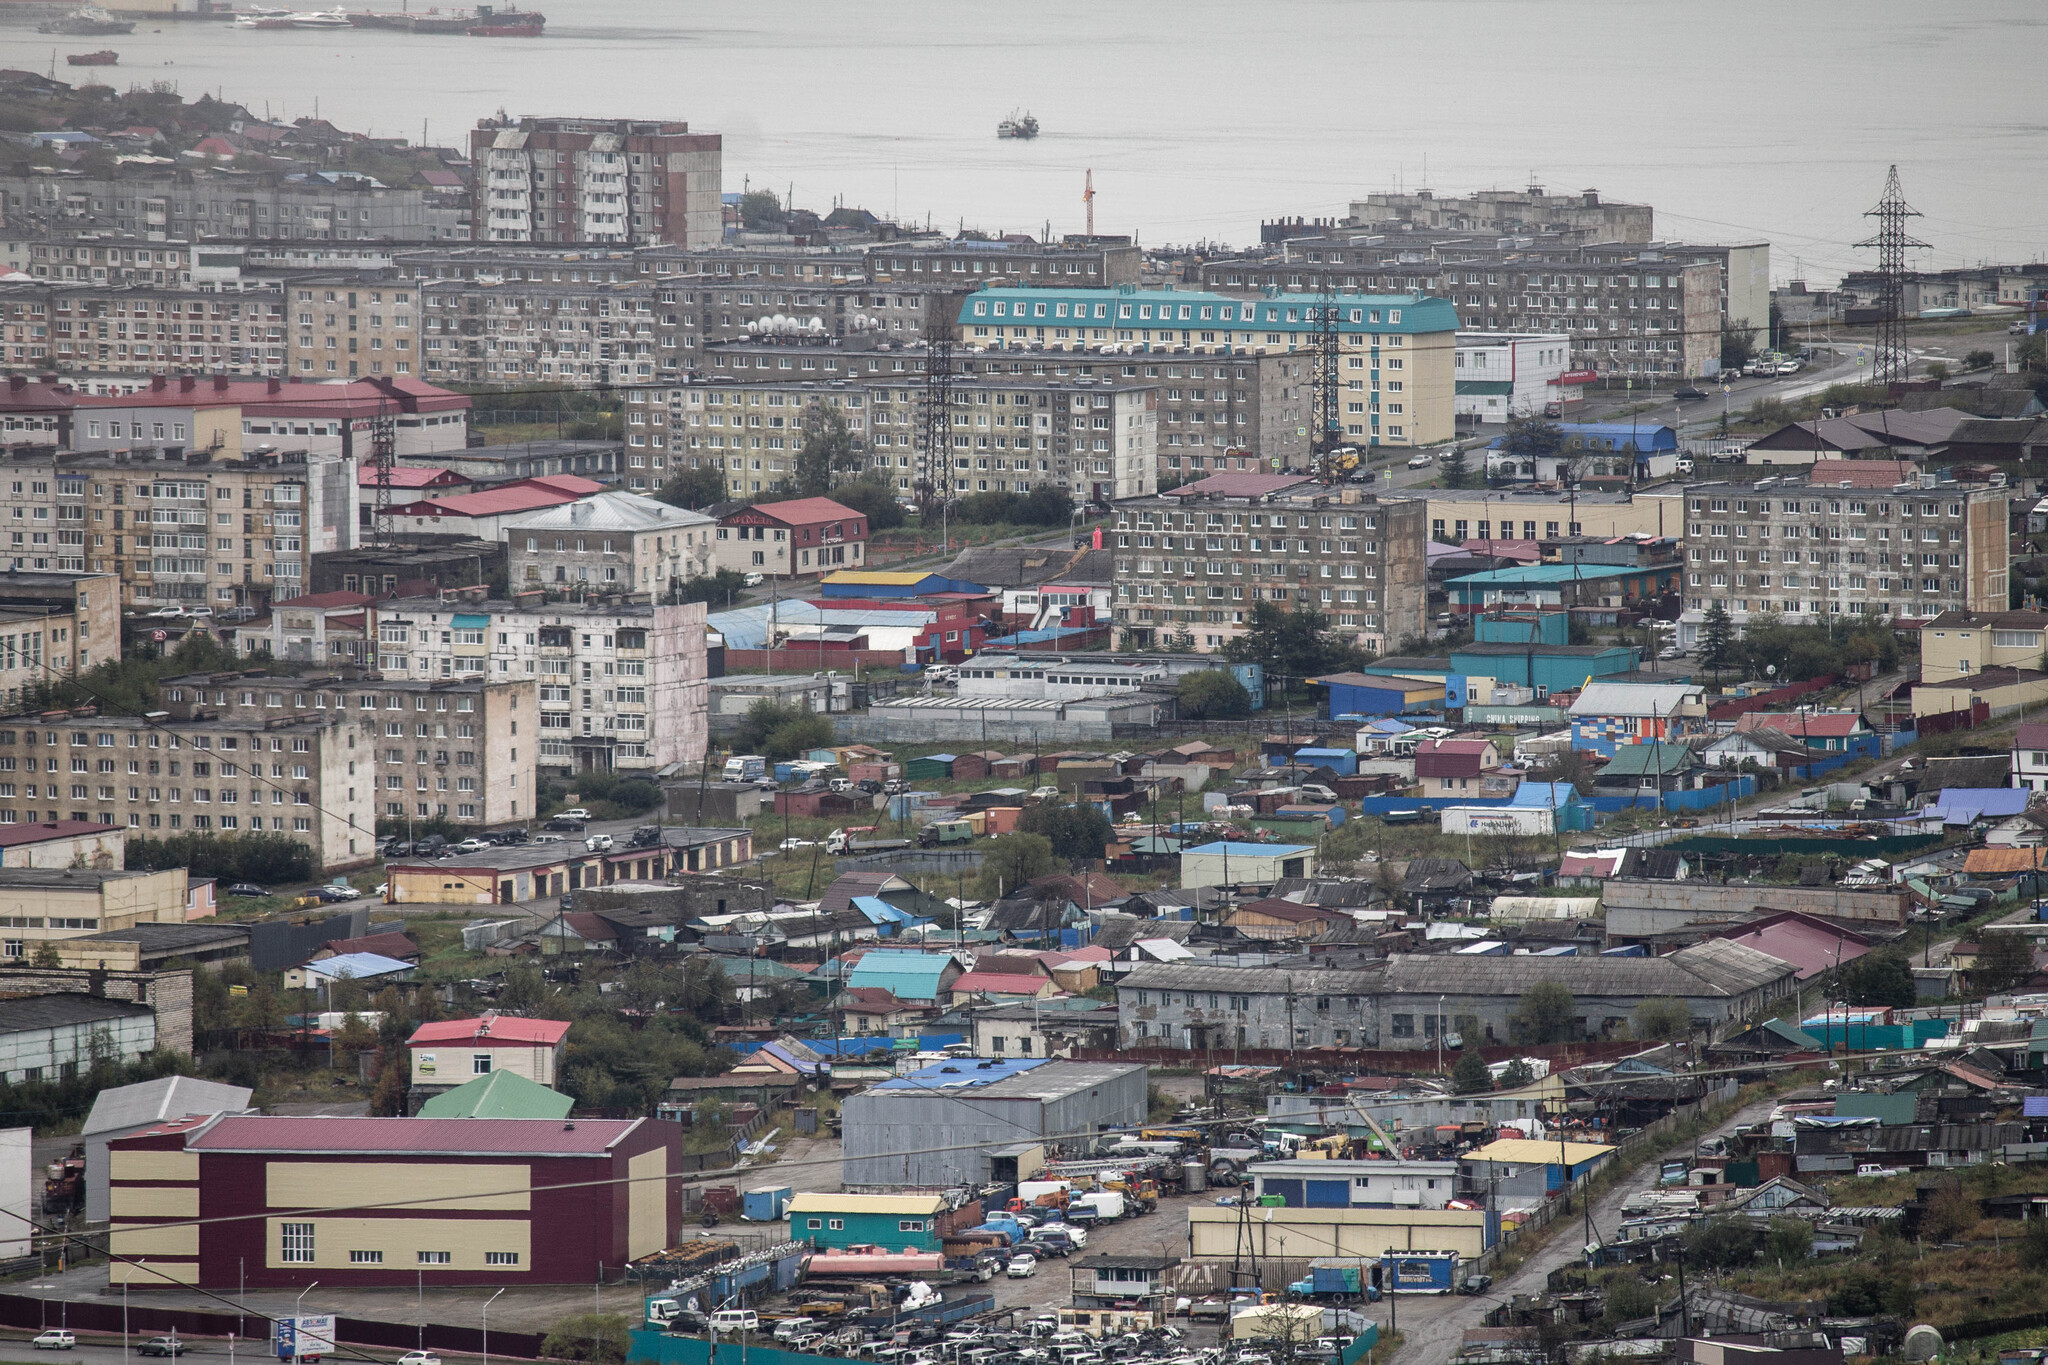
[0,571,121,712]
[160,672,536,830]
[470,117,723,249]
[1345,187,1656,243]
[368,597,709,776]
[955,286,1459,450]
[1637,469,2013,649]
[1110,473,1427,656]
[0,168,450,243]
[0,708,373,871]
[0,278,288,379]
[0,445,356,613]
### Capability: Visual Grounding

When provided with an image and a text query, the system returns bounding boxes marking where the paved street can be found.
[1383,1090,1795,1365]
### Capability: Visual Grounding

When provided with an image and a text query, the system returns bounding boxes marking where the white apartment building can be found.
[368,597,709,776]
[1454,332,1574,421]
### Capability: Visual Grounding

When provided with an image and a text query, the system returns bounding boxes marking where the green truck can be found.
[917,819,975,848]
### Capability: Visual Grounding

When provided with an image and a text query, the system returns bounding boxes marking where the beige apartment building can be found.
[1637,472,2013,650]
[284,278,418,379]
[0,867,190,962]
[1111,474,1427,656]
[0,449,354,614]
[0,709,373,872]
[160,671,536,830]
[0,571,122,710]
[1919,609,2048,685]
[1381,488,1681,545]
[0,279,288,379]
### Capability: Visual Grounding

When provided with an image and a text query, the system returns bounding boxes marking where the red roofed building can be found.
[1415,737,1505,792]
[105,1113,679,1288]
[354,466,472,533]
[377,484,584,541]
[71,375,472,461]
[0,817,129,870]
[406,1014,571,1099]
[948,971,1060,1003]
[1734,710,1871,752]
[714,497,867,579]
[256,589,375,664]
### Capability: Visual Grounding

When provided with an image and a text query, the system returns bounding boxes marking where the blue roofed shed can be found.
[1924,788,2029,825]
[1310,671,1446,718]
[1292,747,1358,775]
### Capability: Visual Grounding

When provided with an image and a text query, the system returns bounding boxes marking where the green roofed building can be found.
[415,1068,574,1119]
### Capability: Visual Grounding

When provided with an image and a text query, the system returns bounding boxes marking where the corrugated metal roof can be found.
[1570,682,1704,717]
[787,1192,945,1214]
[1465,1138,1615,1166]
[408,1016,571,1047]
[416,1070,573,1120]
[82,1075,252,1139]
[186,1114,638,1155]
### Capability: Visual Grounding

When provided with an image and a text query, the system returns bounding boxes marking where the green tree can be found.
[1450,1049,1491,1094]
[1973,932,2036,995]
[739,190,785,232]
[735,698,832,760]
[1925,361,1949,383]
[1221,602,1363,681]
[1683,1217,1760,1269]
[1442,444,1471,489]
[1765,1216,1813,1265]
[236,982,286,1033]
[1018,799,1114,864]
[2021,1216,2048,1271]
[1827,1266,1914,1317]
[788,401,867,496]
[654,464,728,511]
[1015,483,1075,527]
[1699,602,1735,679]
[1510,981,1578,1044]
[1631,997,1691,1042]
[829,477,906,531]
[1499,1057,1536,1089]
[1838,951,1915,1009]
[670,568,751,609]
[30,940,62,968]
[367,1044,409,1115]
[1602,1275,1659,1329]
[331,1011,377,1069]
[541,1313,633,1365]
[1720,320,1758,373]
[973,832,1059,898]
[1177,669,1252,719]
[1965,349,1996,371]
[1498,414,1564,470]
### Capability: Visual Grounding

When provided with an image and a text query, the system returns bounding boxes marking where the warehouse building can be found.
[840,1057,1148,1189]
[106,1114,679,1287]
[80,1074,253,1224]
[0,995,157,1085]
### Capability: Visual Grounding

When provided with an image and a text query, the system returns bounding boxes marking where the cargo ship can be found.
[36,7,135,34]
[66,48,117,63]
[342,2,542,32]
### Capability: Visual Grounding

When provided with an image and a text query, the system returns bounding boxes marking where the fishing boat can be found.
[66,48,117,63]
[467,4,541,34]
[288,8,352,26]
[36,7,135,35]
[997,109,1040,140]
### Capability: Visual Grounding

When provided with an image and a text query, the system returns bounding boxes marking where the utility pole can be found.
[1855,166,1929,388]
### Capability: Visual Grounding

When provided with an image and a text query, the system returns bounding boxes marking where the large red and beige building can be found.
[472,117,723,249]
[712,496,867,580]
[107,1114,679,1287]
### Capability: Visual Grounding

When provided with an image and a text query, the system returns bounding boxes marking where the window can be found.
[472,1053,492,1074]
[828,1218,845,1231]
[418,1251,451,1264]
[484,1251,520,1266]
[898,1219,926,1232]
[349,1250,383,1264]
[281,1222,315,1263]
[805,1217,822,1230]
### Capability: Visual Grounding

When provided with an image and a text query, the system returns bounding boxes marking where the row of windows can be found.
[281,1225,516,1267]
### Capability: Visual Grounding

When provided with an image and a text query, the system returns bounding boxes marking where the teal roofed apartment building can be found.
[955,286,1460,450]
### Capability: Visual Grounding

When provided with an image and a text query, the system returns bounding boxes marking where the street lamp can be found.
[482,1288,506,1365]
[32,1283,54,1332]
[296,1281,319,1316]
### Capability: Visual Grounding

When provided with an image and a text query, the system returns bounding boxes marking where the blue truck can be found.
[1286,1259,1381,1302]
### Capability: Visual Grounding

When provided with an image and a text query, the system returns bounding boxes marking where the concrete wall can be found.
[1186,1203,1491,1262]
[0,966,192,1057]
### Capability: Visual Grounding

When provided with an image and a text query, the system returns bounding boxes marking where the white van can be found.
[710,1310,759,1335]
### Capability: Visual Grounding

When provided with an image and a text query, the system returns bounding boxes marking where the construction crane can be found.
[1082,169,1095,238]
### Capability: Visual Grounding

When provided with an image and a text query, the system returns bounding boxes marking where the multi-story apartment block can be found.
[1345,187,1655,243]
[1196,239,1766,377]
[1110,473,1427,655]
[864,238,1142,288]
[368,597,709,776]
[419,275,657,386]
[1453,332,1574,420]
[66,374,470,464]
[0,278,288,378]
[0,444,357,613]
[1380,487,1676,545]
[508,492,715,598]
[16,239,196,288]
[0,707,374,871]
[0,168,449,243]
[284,276,418,379]
[956,286,1458,449]
[160,671,536,830]
[1639,471,2013,649]
[656,373,870,499]
[0,571,120,710]
[471,117,723,249]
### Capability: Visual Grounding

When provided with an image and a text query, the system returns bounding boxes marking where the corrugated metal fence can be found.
[0,1294,549,1360]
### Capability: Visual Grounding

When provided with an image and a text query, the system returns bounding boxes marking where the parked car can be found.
[224,882,268,897]
[709,1310,759,1336]
[1659,646,1686,660]
[1006,1254,1038,1278]
[544,817,586,832]
[147,606,186,619]
[2012,320,2032,335]
[138,1340,187,1358]
[532,833,566,844]
[585,833,615,852]
[33,1332,75,1350]
[315,885,361,903]
[455,838,491,853]
[1775,359,1802,375]
[1407,453,1433,468]
[742,572,765,588]
[558,807,593,820]
[779,837,817,851]
[1458,1274,1494,1296]
[397,1355,442,1365]
[1672,386,1708,402]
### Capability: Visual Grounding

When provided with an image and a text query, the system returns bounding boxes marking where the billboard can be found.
[275,1315,335,1360]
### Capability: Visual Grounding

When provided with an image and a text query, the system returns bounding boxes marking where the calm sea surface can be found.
[6,0,2045,276]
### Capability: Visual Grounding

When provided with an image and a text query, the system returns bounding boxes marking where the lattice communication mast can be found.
[1855,165,1929,387]
[915,321,957,513]
[370,398,397,547]
[1309,274,1344,481]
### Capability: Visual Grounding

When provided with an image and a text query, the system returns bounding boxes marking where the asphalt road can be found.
[1384,1090,1796,1365]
